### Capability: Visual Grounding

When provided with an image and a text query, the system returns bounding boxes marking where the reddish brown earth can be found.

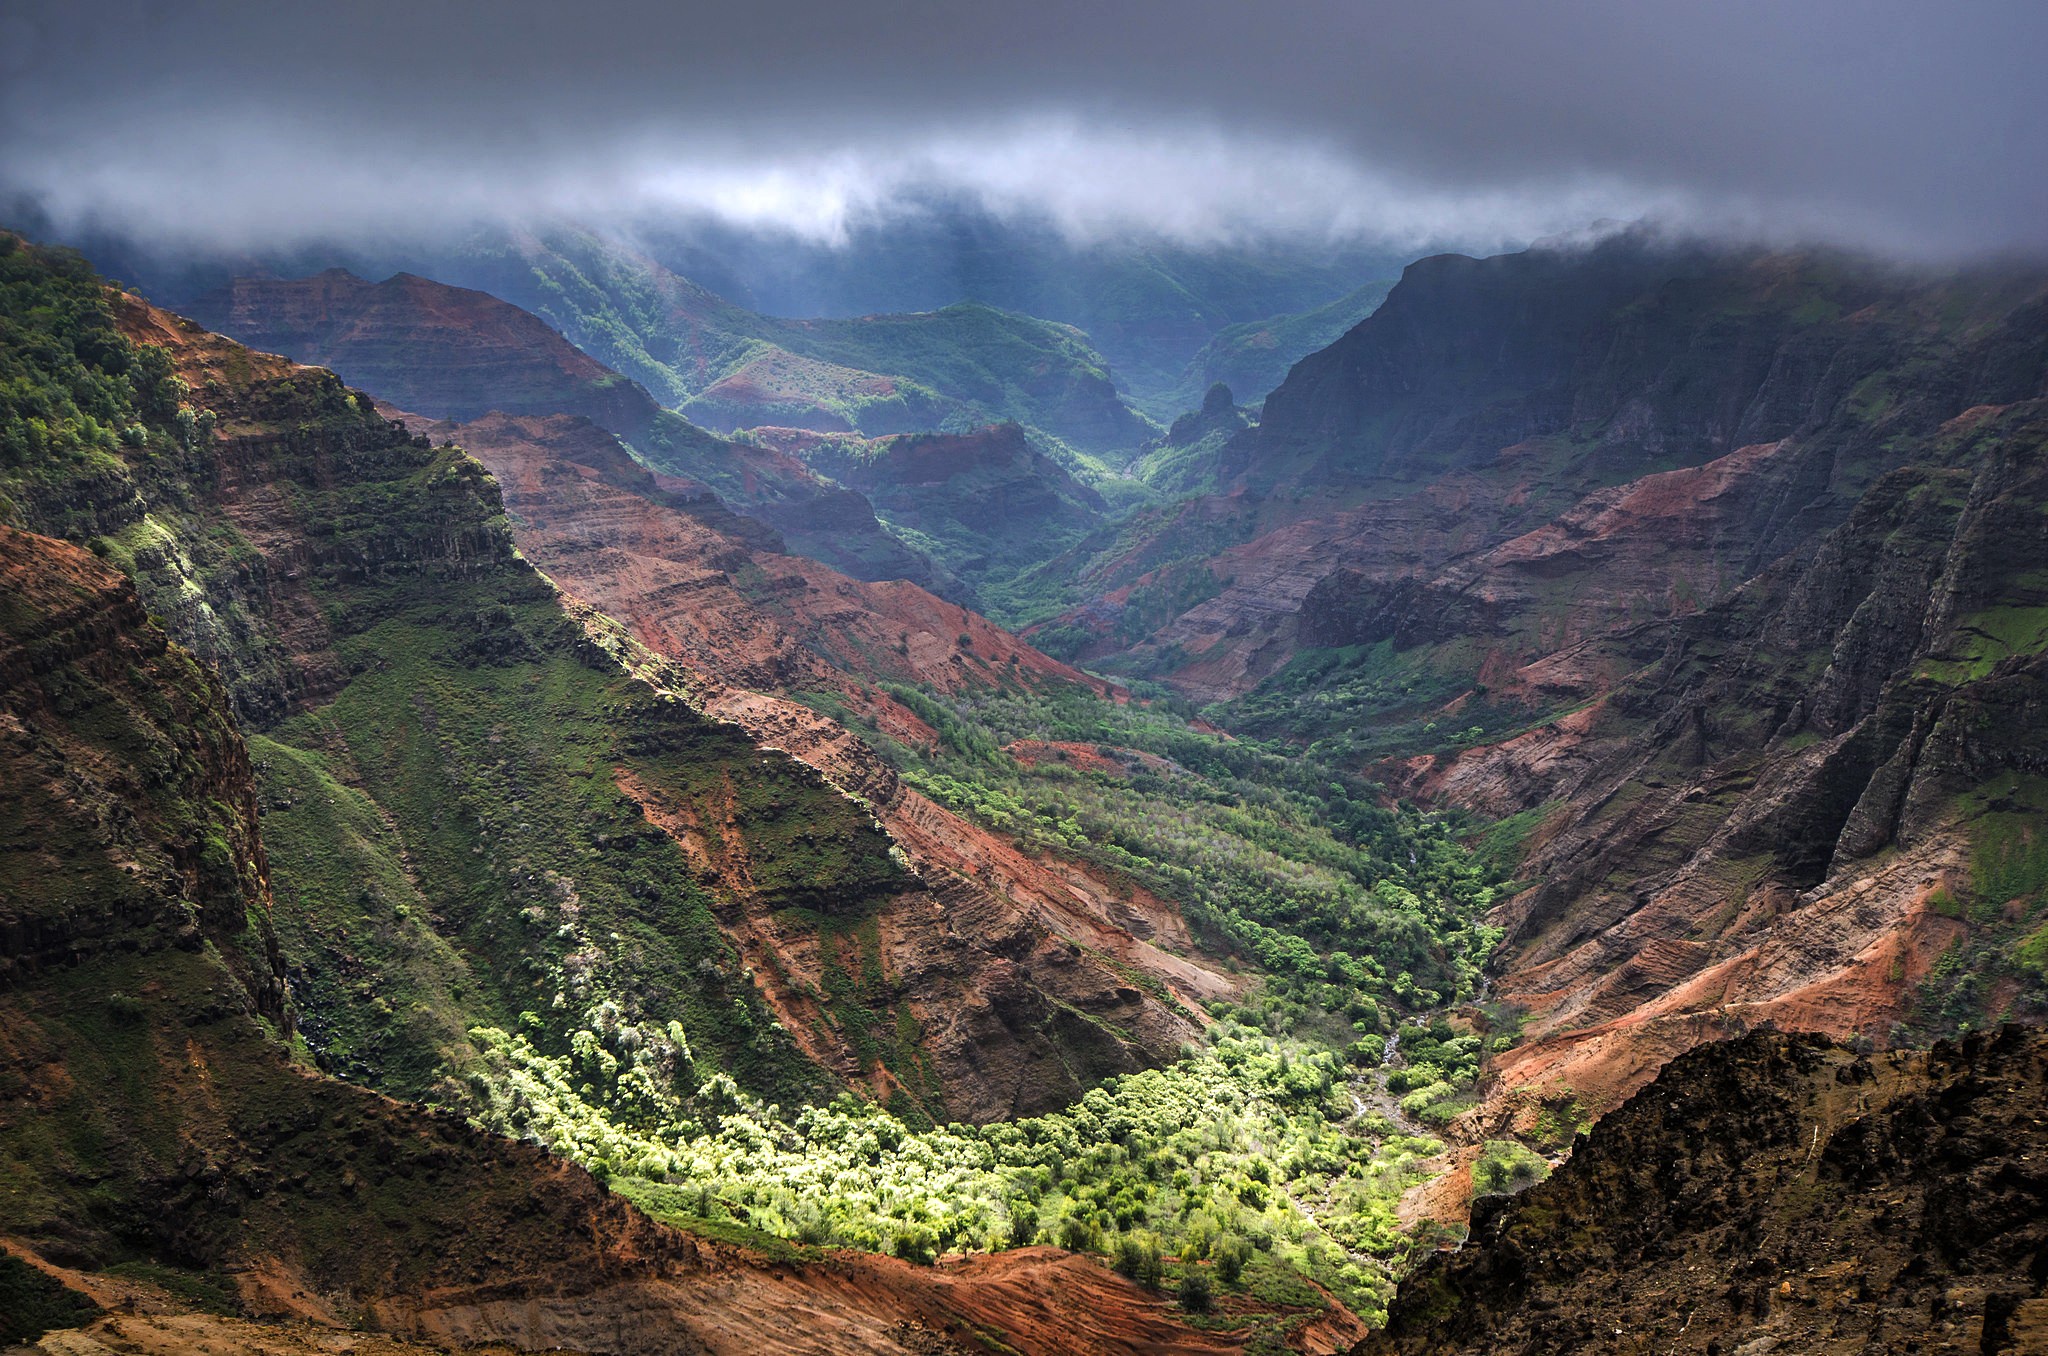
[8,1235,1250,1356]
[1055,435,1789,707]
[1004,740,1168,777]
[419,411,1097,702]
[1409,415,2048,1125]
[401,409,1238,1120]
[185,270,657,429]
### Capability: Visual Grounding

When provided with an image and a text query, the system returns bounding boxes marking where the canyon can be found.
[1039,234,2048,1120]
[5,219,2046,1354]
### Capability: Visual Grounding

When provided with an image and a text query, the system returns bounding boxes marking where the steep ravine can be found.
[1426,402,2048,1120]
[0,522,1239,1356]
[1,233,1248,1355]
[1036,237,2048,1126]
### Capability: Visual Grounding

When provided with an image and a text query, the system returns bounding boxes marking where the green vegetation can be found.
[1471,1139,1551,1196]
[681,342,953,434]
[467,1016,1443,1324]
[0,236,190,536]
[1919,602,2048,685]
[1909,774,2048,1034]
[251,567,915,1109]
[1130,383,1247,498]
[1471,802,1561,882]
[248,733,480,1096]
[1384,1017,1488,1126]
[866,681,1504,1025]
[1231,640,1543,762]
[442,630,1520,1317]
[462,229,1155,453]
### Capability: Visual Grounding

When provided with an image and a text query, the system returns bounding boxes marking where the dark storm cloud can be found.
[3,0,2044,256]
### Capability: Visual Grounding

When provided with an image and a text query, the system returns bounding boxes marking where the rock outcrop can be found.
[1359,1027,2048,1356]
[187,269,661,429]
[755,421,1110,596]
[1418,403,2048,1115]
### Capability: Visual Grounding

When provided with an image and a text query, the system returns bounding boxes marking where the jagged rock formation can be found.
[1415,402,2048,1116]
[1126,382,1254,498]
[1359,1028,2048,1356]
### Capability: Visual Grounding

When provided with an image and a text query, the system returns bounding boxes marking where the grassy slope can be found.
[460,228,1156,452]
[0,517,682,1318]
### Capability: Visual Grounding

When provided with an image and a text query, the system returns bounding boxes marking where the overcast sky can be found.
[4,0,2044,258]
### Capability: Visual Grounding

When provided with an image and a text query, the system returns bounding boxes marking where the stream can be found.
[1347,1026,1429,1138]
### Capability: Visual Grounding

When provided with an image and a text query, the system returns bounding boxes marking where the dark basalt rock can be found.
[1359,1027,2048,1356]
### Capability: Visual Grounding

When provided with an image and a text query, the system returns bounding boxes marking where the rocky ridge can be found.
[0,529,1232,1356]
[1,232,1251,1354]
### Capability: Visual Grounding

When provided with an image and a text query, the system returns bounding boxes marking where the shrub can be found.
[1113,1233,1164,1289]
[1471,1140,1550,1196]
[1057,1214,1104,1254]
[890,1225,938,1266]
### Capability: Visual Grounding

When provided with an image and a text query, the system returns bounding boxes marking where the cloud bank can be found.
[4,0,2044,259]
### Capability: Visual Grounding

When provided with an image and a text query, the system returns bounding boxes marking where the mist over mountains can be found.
[7,1,2047,260]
